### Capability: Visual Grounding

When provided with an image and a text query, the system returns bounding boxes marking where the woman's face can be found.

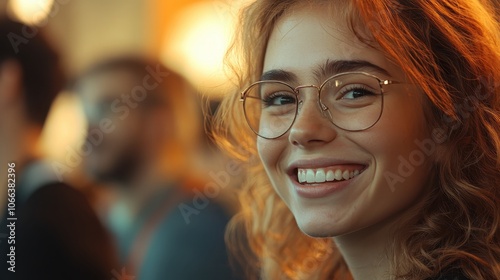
[257,5,434,237]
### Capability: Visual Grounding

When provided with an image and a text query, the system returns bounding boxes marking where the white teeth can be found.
[326,170,334,181]
[297,168,363,184]
[342,170,349,180]
[315,169,326,183]
[298,169,306,183]
[334,170,342,180]
[306,169,315,183]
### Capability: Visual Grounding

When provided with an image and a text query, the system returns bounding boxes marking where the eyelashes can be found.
[261,91,297,107]
[260,84,376,108]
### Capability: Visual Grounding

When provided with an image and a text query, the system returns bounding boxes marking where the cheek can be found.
[371,90,429,154]
[363,94,433,196]
[332,100,434,234]
[257,138,289,195]
[257,137,279,171]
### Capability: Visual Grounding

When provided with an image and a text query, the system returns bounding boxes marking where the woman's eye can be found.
[340,87,375,99]
[263,92,296,106]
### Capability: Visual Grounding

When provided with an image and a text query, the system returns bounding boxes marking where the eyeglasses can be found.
[240,72,400,139]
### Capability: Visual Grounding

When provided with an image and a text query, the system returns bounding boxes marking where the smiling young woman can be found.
[213,0,500,279]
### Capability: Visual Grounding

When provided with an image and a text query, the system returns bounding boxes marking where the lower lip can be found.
[293,176,359,199]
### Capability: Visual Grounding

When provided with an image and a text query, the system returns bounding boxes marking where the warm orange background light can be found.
[2,0,251,164]
[8,0,54,25]
[162,1,252,98]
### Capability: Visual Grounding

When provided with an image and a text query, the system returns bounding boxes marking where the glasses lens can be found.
[243,82,297,139]
[320,73,383,131]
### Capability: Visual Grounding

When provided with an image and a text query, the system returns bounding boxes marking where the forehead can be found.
[263,4,404,82]
[78,68,140,103]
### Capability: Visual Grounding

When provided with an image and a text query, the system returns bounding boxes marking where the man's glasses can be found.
[240,72,400,139]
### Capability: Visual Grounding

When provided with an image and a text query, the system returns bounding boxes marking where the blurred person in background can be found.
[74,56,237,280]
[0,18,118,279]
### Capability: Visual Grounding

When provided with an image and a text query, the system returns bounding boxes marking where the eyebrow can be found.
[260,69,298,83]
[317,59,390,78]
[260,59,391,83]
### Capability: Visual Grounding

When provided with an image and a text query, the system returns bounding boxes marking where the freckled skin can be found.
[257,6,433,237]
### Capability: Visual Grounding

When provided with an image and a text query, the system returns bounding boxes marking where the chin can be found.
[294,214,351,238]
[297,224,339,238]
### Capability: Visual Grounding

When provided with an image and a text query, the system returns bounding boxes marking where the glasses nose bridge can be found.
[294,84,330,117]
[294,84,320,96]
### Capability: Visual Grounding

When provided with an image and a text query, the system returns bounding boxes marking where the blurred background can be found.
[0,0,249,165]
[0,2,253,278]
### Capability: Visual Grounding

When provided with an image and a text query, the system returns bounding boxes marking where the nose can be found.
[288,87,338,148]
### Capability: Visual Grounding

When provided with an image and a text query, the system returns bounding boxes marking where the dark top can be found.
[108,185,239,280]
[0,162,118,280]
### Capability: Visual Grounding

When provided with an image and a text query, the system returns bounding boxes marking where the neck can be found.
[334,215,400,280]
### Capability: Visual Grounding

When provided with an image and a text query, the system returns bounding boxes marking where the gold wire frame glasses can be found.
[240,71,400,139]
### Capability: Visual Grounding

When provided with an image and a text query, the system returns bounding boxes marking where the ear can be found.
[0,60,22,108]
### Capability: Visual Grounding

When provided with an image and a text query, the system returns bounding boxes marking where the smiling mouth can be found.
[296,166,366,184]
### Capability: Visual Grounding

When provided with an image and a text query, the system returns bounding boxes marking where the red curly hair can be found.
[213,0,500,279]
